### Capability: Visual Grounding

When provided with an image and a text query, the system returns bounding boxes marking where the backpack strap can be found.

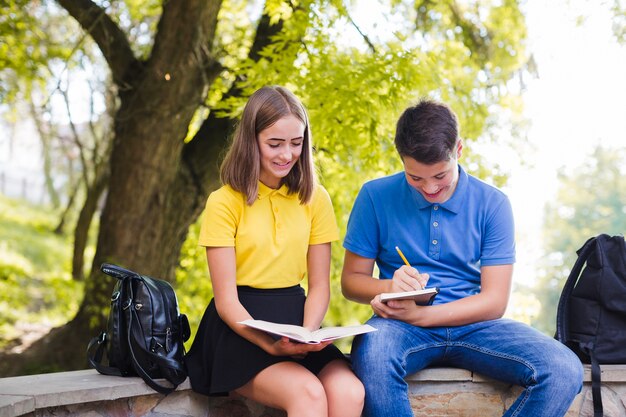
[86,332,124,377]
[556,235,604,343]
[101,263,136,280]
[581,342,604,417]
[126,299,186,395]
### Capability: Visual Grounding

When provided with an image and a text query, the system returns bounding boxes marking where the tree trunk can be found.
[1,0,297,376]
[53,179,79,235]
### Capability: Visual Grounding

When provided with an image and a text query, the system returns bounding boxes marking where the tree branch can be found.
[56,0,138,87]
[345,10,376,54]
[150,0,222,71]
[181,8,289,196]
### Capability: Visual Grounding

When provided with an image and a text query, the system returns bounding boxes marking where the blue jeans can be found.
[352,317,583,417]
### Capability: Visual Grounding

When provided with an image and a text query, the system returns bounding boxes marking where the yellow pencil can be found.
[396,246,424,290]
[395,246,411,267]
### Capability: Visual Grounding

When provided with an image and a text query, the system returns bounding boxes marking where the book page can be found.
[239,320,313,342]
[312,324,377,342]
[239,320,377,344]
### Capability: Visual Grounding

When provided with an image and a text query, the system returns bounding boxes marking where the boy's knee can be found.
[560,357,584,391]
[539,349,584,395]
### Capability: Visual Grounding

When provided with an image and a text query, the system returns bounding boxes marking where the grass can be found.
[0,195,83,350]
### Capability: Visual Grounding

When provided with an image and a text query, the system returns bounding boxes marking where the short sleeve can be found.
[480,195,516,266]
[198,186,243,247]
[343,185,380,259]
[309,185,339,245]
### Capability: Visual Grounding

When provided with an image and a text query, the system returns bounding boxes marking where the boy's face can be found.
[402,141,462,204]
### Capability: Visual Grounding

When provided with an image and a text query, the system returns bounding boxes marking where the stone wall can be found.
[1,365,625,417]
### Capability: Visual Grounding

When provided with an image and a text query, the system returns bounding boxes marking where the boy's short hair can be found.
[394,99,459,164]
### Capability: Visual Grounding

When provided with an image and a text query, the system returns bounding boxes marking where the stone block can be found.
[0,396,34,417]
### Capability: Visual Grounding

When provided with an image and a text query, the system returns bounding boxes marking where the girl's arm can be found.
[302,243,332,331]
[207,247,329,356]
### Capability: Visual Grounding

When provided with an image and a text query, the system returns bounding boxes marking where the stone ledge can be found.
[407,364,625,383]
[0,365,624,417]
[0,395,33,417]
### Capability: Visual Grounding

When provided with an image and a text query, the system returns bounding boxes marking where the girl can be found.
[185,86,364,417]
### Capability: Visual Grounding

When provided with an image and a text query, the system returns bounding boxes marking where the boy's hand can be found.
[371,294,423,322]
[390,265,429,292]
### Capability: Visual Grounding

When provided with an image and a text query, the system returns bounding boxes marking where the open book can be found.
[380,287,439,305]
[239,319,377,344]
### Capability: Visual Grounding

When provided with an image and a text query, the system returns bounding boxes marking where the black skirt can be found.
[184,285,347,396]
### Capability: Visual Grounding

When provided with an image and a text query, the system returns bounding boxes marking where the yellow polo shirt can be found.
[198,182,339,288]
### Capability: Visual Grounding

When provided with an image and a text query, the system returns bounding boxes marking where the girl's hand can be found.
[390,265,429,292]
[270,337,332,358]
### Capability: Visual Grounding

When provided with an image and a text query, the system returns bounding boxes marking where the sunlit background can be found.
[0,0,624,371]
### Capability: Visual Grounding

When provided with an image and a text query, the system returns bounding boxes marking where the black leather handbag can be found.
[87,263,190,394]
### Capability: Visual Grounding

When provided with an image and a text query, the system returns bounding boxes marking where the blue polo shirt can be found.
[343,165,515,304]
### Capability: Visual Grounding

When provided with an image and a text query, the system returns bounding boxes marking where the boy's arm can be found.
[372,264,513,327]
[341,250,428,304]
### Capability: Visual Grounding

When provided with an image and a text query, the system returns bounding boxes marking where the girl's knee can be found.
[347,377,366,407]
[286,379,327,416]
[319,361,365,414]
[326,375,365,417]
[301,378,327,404]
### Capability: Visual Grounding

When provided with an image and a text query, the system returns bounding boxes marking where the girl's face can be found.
[257,114,305,189]
[402,141,463,204]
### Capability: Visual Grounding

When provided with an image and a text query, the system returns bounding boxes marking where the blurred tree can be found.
[0,1,114,282]
[532,145,626,335]
[0,0,528,374]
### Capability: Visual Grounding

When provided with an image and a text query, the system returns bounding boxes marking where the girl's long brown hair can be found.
[220,86,316,205]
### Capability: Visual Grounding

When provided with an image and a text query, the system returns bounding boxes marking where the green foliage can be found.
[183,0,529,349]
[175,219,213,351]
[0,0,80,102]
[532,146,626,335]
[612,0,626,44]
[0,195,83,349]
[2,0,530,357]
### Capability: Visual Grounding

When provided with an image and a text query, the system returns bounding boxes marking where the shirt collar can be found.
[258,181,292,200]
[407,165,468,214]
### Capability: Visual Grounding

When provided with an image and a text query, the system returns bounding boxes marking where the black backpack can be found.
[556,234,626,417]
[87,263,191,394]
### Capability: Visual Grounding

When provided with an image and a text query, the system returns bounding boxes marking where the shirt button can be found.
[432,240,438,245]
[433,221,439,227]
[433,205,439,211]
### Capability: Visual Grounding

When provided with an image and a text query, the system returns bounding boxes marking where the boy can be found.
[342,99,583,417]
